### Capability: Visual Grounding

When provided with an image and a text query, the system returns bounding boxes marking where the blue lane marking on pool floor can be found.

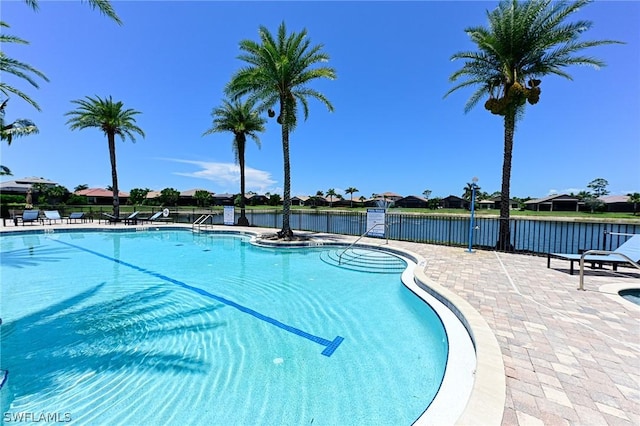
[50,238,344,357]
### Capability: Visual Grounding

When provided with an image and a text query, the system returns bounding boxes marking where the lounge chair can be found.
[43,210,62,225]
[123,211,140,225]
[16,209,40,226]
[101,211,139,225]
[67,212,86,223]
[138,211,164,223]
[547,234,640,275]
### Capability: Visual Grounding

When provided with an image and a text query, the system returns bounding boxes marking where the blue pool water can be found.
[1,229,449,425]
[620,289,640,305]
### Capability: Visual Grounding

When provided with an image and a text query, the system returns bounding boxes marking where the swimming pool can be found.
[620,288,640,305]
[0,228,473,424]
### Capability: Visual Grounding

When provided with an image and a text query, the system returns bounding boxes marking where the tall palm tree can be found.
[203,98,266,226]
[446,0,621,250]
[345,187,359,207]
[65,95,144,218]
[226,21,336,240]
[326,188,337,207]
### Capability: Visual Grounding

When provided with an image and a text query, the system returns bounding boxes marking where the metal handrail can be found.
[338,223,388,264]
[193,214,212,230]
[579,249,640,290]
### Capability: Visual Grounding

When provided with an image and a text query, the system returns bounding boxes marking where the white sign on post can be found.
[366,208,386,237]
[223,206,235,225]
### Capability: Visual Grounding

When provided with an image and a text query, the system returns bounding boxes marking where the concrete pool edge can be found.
[599,282,640,311]
[412,266,506,426]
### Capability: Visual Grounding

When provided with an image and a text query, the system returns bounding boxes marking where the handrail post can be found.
[578,248,640,291]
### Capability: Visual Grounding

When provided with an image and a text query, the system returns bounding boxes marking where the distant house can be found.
[441,195,469,209]
[146,190,162,202]
[0,176,58,195]
[599,195,634,213]
[524,194,581,212]
[246,193,269,205]
[291,195,308,206]
[396,195,429,208]
[75,188,129,205]
[292,195,327,207]
[179,188,213,206]
[478,196,519,210]
[478,199,495,210]
[212,193,235,206]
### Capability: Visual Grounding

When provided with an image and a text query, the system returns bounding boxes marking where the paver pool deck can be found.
[1,221,639,425]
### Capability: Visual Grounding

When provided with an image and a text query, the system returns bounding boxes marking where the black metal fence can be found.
[7,205,638,255]
[190,209,640,255]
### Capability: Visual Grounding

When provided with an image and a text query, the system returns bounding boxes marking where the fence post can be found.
[602,227,608,251]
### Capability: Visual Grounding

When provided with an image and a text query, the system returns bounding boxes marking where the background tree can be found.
[203,98,265,226]
[268,193,281,206]
[0,165,12,176]
[158,188,180,207]
[587,178,610,198]
[311,190,324,208]
[462,182,481,201]
[422,189,432,200]
[74,184,89,192]
[446,0,621,250]
[428,197,442,210]
[628,193,640,216]
[326,188,337,207]
[194,190,212,208]
[227,21,336,239]
[345,187,359,207]
[576,190,592,200]
[128,188,150,207]
[67,193,87,205]
[66,95,144,218]
[584,196,605,214]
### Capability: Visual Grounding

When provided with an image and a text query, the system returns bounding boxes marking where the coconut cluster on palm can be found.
[484,80,542,116]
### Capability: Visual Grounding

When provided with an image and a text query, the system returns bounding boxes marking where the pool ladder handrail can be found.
[578,249,640,290]
[338,223,388,265]
[193,214,212,230]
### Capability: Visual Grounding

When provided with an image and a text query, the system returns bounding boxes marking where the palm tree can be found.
[462,182,482,202]
[203,98,266,226]
[345,187,359,207]
[446,0,621,250]
[23,0,121,24]
[65,95,144,218]
[0,23,49,111]
[326,188,337,207]
[627,193,640,216]
[226,21,336,240]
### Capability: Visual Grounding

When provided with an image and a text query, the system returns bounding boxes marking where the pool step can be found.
[320,248,406,274]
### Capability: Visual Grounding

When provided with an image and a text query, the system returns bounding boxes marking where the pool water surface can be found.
[1,230,450,425]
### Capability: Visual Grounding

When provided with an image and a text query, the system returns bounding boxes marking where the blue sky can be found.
[1,0,638,200]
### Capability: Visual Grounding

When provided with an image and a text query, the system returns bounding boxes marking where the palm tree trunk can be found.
[237,135,249,226]
[280,122,293,239]
[108,132,120,218]
[498,110,515,251]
